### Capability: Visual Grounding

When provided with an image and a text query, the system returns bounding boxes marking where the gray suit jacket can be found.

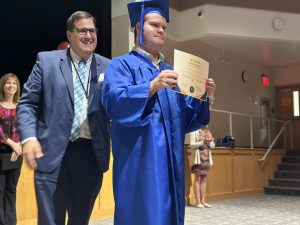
[17,49,111,173]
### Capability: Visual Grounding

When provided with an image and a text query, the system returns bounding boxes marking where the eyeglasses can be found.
[72,28,98,36]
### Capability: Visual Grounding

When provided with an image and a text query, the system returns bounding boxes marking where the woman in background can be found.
[0,73,22,225]
[186,127,214,208]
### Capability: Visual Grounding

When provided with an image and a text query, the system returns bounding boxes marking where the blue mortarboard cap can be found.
[127,0,169,46]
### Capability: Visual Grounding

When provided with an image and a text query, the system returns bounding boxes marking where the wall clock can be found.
[272,17,284,30]
[242,71,249,83]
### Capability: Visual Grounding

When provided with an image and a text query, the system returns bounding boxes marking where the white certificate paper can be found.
[173,49,209,100]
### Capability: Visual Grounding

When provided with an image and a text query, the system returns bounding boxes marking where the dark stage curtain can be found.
[1,0,111,85]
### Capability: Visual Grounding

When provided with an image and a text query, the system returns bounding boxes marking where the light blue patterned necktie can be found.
[70,60,87,141]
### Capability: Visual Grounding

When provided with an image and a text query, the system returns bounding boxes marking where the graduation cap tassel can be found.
[139,1,145,46]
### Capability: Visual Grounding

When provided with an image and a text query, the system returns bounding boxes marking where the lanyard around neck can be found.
[69,54,92,99]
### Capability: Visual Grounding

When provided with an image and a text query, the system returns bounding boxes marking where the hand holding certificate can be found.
[172,49,209,100]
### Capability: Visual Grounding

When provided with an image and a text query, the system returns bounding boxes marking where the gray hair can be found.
[67,11,96,31]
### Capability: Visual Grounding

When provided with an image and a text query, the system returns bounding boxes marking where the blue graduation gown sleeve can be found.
[102,55,157,127]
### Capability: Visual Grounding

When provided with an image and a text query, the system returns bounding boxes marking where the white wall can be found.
[272,64,300,87]
[112,15,130,58]
[161,40,276,147]
[111,0,131,18]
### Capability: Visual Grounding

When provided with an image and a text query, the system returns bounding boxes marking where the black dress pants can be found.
[35,139,103,225]
[0,165,22,225]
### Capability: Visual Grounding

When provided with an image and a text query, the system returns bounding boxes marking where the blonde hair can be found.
[0,73,21,103]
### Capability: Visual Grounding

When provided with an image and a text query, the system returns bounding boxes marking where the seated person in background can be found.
[185,127,214,208]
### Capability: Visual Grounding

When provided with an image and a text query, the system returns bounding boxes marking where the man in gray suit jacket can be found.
[17,11,110,225]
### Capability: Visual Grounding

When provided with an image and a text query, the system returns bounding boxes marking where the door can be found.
[277,87,300,150]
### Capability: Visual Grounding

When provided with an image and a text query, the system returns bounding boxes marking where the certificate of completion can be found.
[173,49,209,100]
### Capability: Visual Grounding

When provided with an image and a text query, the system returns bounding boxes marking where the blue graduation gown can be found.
[102,51,210,225]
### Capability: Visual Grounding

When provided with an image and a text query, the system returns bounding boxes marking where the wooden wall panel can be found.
[16,164,36,222]
[16,153,114,225]
[186,148,285,205]
[90,153,114,221]
[207,153,233,194]
[234,153,254,192]
[253,153,268,190]
[16,148,285,224]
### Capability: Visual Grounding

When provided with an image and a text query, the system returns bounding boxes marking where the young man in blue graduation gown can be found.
[102,0,216,224]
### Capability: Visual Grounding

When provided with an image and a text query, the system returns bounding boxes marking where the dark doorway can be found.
[1,0,111,85]
[277,86,300,150]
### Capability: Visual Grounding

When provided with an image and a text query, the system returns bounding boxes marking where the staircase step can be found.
[286,150,300,156]
[278,163,300,171]
[269,178,300,188]
[275,171,300,179]
[264,186,300,196]
[282,156,300,163]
